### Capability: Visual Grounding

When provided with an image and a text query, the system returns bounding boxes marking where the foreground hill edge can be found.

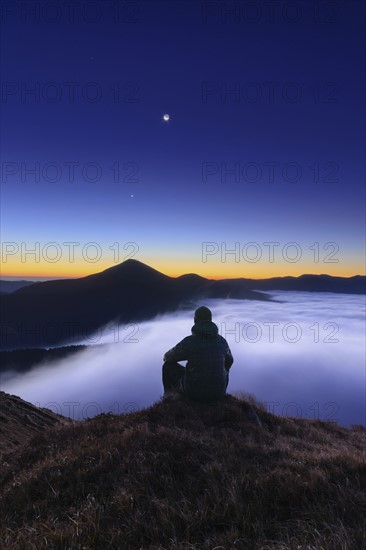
[0,391,365,549]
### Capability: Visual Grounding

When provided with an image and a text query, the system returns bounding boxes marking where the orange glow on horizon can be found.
[1,258,364,280]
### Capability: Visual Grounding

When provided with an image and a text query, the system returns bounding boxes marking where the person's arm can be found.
[164,336,191,363]
[225,343,234,371]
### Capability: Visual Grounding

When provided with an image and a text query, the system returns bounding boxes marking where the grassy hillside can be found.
[0,391,72,457]
[0,394,365,549]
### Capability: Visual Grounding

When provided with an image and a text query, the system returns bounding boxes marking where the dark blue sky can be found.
[1,0,365,279]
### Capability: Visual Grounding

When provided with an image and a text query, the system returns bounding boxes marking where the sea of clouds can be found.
[2,292,365,427]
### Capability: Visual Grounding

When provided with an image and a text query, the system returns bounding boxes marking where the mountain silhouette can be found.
[235,273,366,294]
[1,259,364,350]
[0,280,35,294]
[0,260,267,350]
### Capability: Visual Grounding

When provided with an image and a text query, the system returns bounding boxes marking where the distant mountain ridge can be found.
[0,280,35,294]
[1,260,364,350]
[225,273,366,294]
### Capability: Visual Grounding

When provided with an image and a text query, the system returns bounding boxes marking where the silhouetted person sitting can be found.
[162,306,234,401]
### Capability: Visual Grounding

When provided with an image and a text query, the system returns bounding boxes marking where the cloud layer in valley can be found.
[2,292,365,427]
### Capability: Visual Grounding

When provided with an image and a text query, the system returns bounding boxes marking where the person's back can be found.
[163,306,234,401]
[183,319,232,401]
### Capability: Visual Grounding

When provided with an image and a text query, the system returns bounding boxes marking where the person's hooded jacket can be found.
[164,320,234,401]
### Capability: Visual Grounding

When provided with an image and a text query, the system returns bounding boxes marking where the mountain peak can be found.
[98,258,172,282]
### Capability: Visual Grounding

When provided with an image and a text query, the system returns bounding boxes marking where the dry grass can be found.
[0,394,365,549]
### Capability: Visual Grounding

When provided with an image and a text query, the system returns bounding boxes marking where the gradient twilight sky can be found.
[1,0,365,280]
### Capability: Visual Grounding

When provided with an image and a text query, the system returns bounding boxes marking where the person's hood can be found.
[191,320,219,339]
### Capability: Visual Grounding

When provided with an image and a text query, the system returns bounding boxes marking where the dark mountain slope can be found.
[0,280,35,294]
[0,260,269,350]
